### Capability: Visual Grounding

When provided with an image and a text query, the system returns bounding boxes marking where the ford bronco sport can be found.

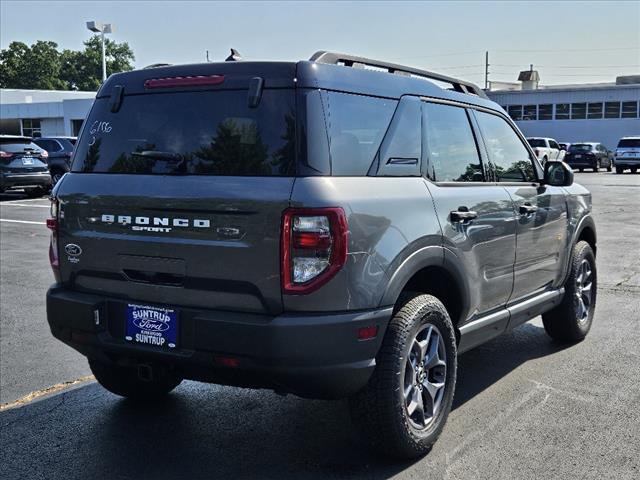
[46,51,597,459]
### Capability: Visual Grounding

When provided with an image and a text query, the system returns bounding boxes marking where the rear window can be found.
[569,144,593,152]
[72,90,295,175]
[527,139,546,148]
[617,139,640,148]
[0,139,42,153]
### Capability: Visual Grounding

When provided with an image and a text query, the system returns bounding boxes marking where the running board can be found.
[457,288,565,354]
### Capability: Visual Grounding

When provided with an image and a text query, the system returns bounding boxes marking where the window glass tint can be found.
[523,105,537,120]
[475,111,535,182]
[72,90,296,175]
[571,103,586,119]
[549,140,560,149]
[324,91,397,175]
[527,139,546,148]
[605,102,621,118]
[508,105,522,121]
[0,139,42,153]
[587,102,603,119]
[423,103,482,182]
[538,104,553,120]
[35,139,62,152]
[556,104,570,119]
[621,101,638,118]
[569,144,592,152]
[617,138,640,148]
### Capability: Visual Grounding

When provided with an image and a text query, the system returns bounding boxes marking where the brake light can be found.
[0,151,13,159]
[47,198,61,282]
[534,148,540,156]
[40,150,49,159]
[144,75,225,89]
[281,208,347,294]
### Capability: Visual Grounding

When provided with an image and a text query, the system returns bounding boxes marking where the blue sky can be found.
[1,1,639,86]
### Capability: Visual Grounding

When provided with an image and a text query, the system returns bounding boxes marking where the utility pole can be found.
[484,51,489,90]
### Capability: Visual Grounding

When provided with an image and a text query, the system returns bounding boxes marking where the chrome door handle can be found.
[451,209,478,222]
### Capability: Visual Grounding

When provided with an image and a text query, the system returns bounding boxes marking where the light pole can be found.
[86,21,113,82]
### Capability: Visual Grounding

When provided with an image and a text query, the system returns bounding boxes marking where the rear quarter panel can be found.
[286,177,443,312]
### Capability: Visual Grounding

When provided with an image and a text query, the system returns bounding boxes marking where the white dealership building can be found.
[487,73,640,150]
[0,89,95,137]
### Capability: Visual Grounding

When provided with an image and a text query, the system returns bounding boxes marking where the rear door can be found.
[423,101,516,320]
[473,110,569,302]
[58,85,297,315]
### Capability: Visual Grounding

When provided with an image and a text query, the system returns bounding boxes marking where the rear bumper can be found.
[0,172,51,190]
[46,285,392,399]
[615,158,640,167]
[566,159,597,169]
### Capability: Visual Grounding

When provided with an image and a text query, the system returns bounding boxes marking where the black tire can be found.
[89,358,182,401]
[542,241,596,342]
[593,160,600,172]
[606,163,612,172]
[578,168,584,172]
[632,168,638,174]
[349,294,457,459]
[616,166,623,174]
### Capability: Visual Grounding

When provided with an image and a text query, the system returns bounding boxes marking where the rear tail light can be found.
[281,208,347,294]
[47,198,61,282]
[0,151,13,159]
[40,150,49,159]
[534,148,540,156]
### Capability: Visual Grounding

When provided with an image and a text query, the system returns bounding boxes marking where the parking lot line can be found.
[0,219,44,225]
[0,203,50,208]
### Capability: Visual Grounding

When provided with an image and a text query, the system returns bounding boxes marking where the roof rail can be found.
[309,51,488,99]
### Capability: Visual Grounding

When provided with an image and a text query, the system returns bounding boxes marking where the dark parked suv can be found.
[0,135,51,196]
[564,142,612,172]
[46,52,598,459]
[33,136,76,185]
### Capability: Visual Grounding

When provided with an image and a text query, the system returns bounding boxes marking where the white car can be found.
[526,137,565,164]
[614,136,640,174]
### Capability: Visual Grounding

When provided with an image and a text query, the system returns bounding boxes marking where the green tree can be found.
[0,36,134,91]
[60,36,135,91]
[0,40,66,89]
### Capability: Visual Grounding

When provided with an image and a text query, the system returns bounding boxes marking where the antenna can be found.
[206,50,210,62]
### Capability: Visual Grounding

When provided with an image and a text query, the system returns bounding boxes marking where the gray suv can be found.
[46,51,598,459]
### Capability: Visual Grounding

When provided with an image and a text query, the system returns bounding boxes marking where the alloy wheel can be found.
[403,324,447,429]
[575,259,593,323]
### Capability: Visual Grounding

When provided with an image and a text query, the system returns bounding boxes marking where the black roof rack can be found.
[309,51,488,99]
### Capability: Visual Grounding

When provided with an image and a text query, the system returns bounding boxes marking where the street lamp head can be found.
[86,21,103,33]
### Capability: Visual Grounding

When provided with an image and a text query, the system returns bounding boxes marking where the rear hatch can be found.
[0,137,48,172]
[616,138,640,158]
[56,64,297,315]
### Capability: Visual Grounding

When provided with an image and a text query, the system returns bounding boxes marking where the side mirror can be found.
[544,160,573,186]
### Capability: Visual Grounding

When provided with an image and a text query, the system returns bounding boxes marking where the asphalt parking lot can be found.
[1,172,639,480]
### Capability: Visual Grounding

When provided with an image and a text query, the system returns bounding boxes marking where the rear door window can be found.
[474,111,536,182]
[0,139,42,154]
[72,90,296,176]
[423,102,483,182]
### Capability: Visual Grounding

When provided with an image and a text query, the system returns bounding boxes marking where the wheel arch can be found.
[380,246,470,332]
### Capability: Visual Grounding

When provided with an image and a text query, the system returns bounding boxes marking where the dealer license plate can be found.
[125,304,178,349]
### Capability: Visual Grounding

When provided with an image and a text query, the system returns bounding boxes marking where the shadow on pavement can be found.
[0,323,568,480]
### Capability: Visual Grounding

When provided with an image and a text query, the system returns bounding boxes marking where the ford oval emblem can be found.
[65,244,82,257]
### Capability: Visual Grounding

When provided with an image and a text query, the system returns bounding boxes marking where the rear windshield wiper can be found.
[130,150,183,162]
